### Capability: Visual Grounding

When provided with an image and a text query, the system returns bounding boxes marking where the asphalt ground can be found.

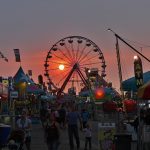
[31,120,98,150]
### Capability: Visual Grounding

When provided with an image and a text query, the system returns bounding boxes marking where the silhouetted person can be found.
[66,105,82,150]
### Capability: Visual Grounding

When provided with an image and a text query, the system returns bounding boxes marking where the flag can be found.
[14,49,21,62]
[28,70,32,76]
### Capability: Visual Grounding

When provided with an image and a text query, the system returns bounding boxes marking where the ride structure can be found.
[44,36,107,98]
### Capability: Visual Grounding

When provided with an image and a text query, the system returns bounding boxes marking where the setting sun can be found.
[59,64,65,70]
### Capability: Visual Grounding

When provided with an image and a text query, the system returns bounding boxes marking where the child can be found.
[83,124,92,150]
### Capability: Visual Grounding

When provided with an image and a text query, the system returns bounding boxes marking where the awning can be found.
[122,71,150,92]
[40,95,56,101]
[26,85,45,94]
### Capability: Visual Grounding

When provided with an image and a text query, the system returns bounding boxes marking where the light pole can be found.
[134,55,144,150]
[107,29,124,97]
[108,29,149,150]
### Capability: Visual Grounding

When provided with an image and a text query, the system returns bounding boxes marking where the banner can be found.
[134,56,143,89]
[14,49,21,62]
[98,123,115,150]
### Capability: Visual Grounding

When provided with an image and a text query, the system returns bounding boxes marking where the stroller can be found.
[7,129,25,150]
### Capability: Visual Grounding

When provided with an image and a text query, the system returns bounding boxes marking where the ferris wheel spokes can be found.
[44,36,107,96]
[79,54,100,65]
[78,47,94,63]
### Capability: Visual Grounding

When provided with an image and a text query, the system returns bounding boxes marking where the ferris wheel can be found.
[44,36,106,96]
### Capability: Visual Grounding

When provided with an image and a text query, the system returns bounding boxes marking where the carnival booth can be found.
[122,71,150,92]
[13,67,35,99]
[79,87,121,121]
[137,81,150,145]
[94,87,121,101]
[13,67,45,115]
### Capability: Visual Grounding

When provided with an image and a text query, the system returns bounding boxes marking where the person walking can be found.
[44,113,60,150]
[83,124,92,150]
[16,109,32,150]
[58,104,66,129]
[66,105,82,150]
[40,107,49,128]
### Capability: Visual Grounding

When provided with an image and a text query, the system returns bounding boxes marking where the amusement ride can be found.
[44,36,107,98]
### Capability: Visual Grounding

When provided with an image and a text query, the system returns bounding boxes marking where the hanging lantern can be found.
[94,88,105,100]
[123,99,137,112]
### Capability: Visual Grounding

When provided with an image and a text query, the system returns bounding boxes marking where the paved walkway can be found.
[31,120,98,150]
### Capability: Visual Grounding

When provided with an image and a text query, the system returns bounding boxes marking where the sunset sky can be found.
[0,0,150,92]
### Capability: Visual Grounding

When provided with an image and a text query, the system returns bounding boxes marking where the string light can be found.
[0,51,8,62]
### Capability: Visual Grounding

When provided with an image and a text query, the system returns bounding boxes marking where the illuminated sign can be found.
[10,91,18,98]
[134,56,143,89]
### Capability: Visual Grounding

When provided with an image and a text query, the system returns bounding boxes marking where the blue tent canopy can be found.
[122,71,150,92]
[13,67,34,84]
[13,67,45,94]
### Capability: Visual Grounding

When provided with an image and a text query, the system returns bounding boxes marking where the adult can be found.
[40,107,48,128]
[58,104,66,128]
[45,113,60,150]
[66,105,82,150]
[16,109,32,150]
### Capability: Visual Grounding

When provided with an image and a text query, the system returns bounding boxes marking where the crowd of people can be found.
[7,98,150,150]
[39,101,92,150]
[6,99,94,150]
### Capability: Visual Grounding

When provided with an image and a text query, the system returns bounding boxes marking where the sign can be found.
[2,79,9,87]
[134,56,143,89]
[98,123,115,150]
[10,91,18,98]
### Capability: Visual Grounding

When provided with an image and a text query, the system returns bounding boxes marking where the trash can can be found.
[0,124,11,146]
[114,134,132,150]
